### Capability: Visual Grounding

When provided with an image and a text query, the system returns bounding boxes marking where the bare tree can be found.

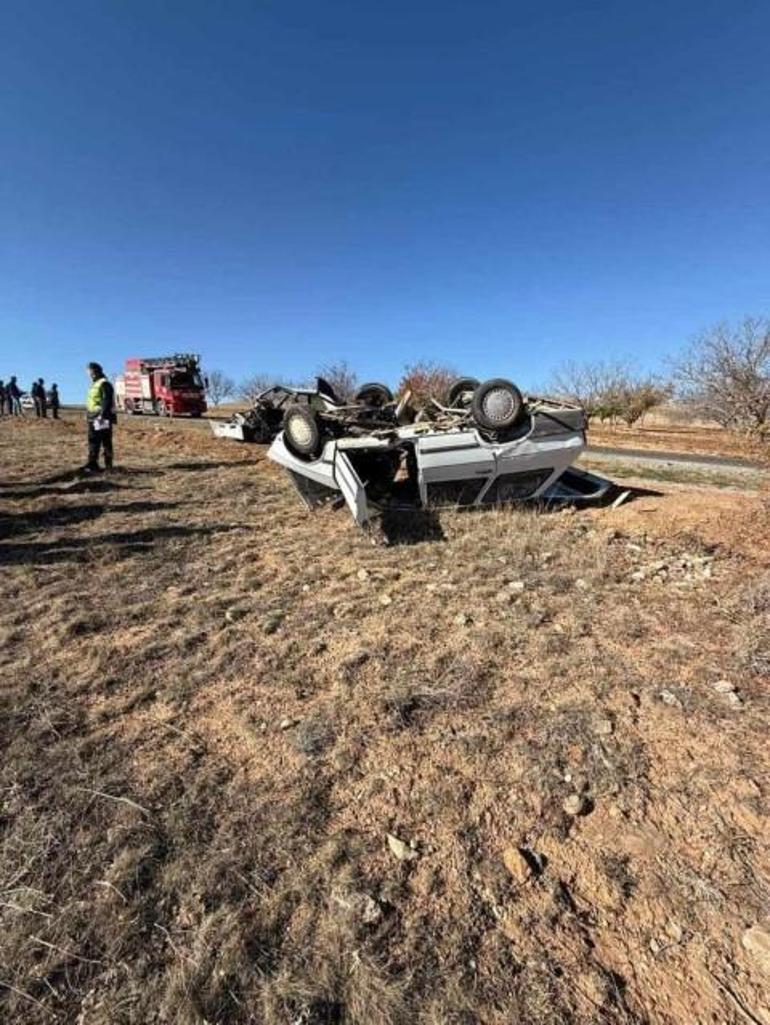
[205,369,236,407]
[398,359,458,409]
[672,317,770,435]
[317,360,358,402]
[238,374,273,404]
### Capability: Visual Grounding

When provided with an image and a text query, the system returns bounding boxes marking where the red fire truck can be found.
[115,354,208,417]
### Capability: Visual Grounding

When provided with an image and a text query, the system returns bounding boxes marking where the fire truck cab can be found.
[115,354,208,417]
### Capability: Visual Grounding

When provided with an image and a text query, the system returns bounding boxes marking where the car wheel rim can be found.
[290,416,313,448]
[483,388,515,422]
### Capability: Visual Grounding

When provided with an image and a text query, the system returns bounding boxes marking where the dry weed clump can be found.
[1,416,769,1024]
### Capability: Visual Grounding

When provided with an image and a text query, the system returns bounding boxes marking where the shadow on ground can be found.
[0,501,181,539]
[165,460,248,471]
[0,523,243,565]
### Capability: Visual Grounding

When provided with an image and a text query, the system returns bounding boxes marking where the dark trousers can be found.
[51,405,59,419]
[88,422,114,469]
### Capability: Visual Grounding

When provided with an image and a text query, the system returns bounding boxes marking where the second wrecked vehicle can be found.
[266,376,613,530]
[209,378,397,443]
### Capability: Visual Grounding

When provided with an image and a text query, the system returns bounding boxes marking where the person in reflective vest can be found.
[84,362,116,472]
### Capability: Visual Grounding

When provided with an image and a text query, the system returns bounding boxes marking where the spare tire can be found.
[471,379,525,432]
[446,377,480,408]
[283,404,323,460]
[355,382,393,407]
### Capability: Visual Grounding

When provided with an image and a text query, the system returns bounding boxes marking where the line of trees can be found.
[550,317,769,435]
[204,316,770,438]
[549,359,672,427]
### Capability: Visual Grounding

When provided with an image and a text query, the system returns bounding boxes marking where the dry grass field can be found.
[1,414,769,1025]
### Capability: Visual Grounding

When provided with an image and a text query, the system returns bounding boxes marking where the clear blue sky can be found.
[1,1,769,401]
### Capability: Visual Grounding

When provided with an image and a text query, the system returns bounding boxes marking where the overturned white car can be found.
[267,377,613,530]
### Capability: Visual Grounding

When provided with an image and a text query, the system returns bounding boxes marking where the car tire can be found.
[355,382,393,407]
[283,404,323,460]
[446,377,480,408]
[471,378,525,431]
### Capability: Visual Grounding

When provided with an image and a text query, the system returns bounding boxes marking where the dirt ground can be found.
[1,415,769,1025]
[587,410,769,463]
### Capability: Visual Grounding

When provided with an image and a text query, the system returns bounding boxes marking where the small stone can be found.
[358,894,382,925]
[340,649,370,673]
[357,568,370,581]
[712,679,735,694]
[659,689,682,707]
[575,578,588,590]
[593,717,613,737]
[331,891,382,925]
[387,833,417,862]
[563,793,588,817]
[507,580,526,593]
[379,594,393,607]
[495,589,516,605]
[279,717,297,730]
[742,925,770,976]
[502,846,532,885]
[225,607,247,623]
[725,691,743,708]
[454,612,471,627]
[301,583,311,592]
[630,571,646,583]
[666,920,684,943]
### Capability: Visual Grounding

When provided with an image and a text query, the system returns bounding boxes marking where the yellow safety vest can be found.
[86,378,107,413]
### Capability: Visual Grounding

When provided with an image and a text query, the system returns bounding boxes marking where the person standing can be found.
[31,379,42,416]
[84,362,116,472]
[0,380,6,416]
[8,376,22,416]
[49,383,60,419]
[37,378,48,418]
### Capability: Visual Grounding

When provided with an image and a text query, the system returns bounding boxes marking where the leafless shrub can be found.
[397,359,457,408]
[205,369,236,407]
[734,571,770,675]
[381,657,490,726]
[672,317,770,435]
[293,715,335,756]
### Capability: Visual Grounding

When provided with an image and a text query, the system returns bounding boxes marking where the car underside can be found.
[263,378,614,531]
